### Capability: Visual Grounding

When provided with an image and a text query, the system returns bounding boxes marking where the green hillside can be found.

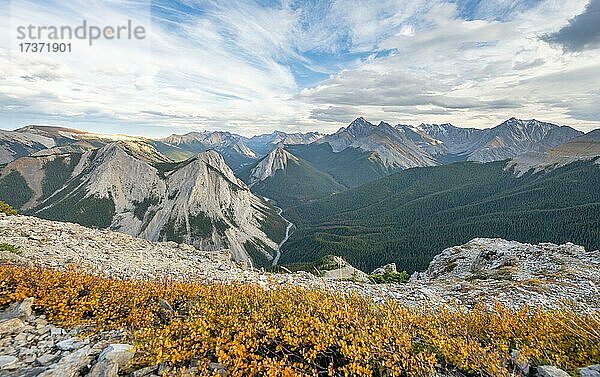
[151,140,256,173]
[0,154,82,210]
[148,141,195,162]
[243,154,345,208]
[286,144,391,187]
[0,170,33,208]
[279,159,600,273]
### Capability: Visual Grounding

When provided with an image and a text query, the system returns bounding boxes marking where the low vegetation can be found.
[0,200,17,215]
[0,243,21,254]
[1,264,598,376]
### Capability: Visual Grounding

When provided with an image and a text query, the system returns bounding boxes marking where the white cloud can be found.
[298,0,600,131]
[0,0,599,135]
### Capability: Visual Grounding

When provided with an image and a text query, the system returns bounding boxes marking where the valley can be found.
[1,117,599,273]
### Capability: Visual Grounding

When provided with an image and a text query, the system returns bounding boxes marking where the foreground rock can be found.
[0,297,119,377]
[0,213,242,282]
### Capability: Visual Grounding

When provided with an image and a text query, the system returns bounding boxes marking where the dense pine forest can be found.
[279,159,600,273]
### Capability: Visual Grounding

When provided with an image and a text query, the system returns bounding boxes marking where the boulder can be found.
[56,337,87,351]
[37,353,59,366]
[537,365,571,377]
[0,355,18,370]
[131,365,159,377]
[579,365,600,377]
[98,344,135,367]
[322,266,368,282]
[38,345,93,377]
[0,318,24,335]
[371,263,397,275]
[88,359,119,377]
[0,297,35,321]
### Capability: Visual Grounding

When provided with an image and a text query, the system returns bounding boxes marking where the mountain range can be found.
[1,117,598,271]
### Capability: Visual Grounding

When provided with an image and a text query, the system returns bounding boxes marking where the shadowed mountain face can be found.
[0,141,287,267]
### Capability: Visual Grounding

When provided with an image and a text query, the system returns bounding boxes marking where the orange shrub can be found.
[0,263,598,376]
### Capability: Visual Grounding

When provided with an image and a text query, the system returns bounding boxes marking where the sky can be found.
[1,0,599,137]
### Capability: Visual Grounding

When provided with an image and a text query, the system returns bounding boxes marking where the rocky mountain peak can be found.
[344,117,375,135]
[248,146,298,184]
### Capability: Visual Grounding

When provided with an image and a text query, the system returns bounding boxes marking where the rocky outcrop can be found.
[321,256,368,282]
[0,213,246,281]
[371,263,397,275]
[421,238,599,283]
[0,296,152,377]
[412,238,600,310]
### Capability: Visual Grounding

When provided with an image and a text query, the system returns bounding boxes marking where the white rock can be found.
[98,344,135,367]
[88,359,119,377]
[0,318,24,335]
[0,355,18,369]
[537,365,572,377]
[579,365,600,377]
[56,337,87,351]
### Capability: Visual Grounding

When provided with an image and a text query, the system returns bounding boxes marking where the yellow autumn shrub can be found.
[0,263,598,376]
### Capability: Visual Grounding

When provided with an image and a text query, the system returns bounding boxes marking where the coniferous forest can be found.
[279,159,600,273]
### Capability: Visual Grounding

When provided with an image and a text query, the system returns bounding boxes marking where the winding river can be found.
[272,205,293,266]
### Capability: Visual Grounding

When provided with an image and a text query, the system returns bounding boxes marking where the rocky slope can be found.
[507,130,600,176]
[317,118,438,169]
[0,130,53,164]
[247,146,297,185]
[0,142,286,266]
[1,214,598,311]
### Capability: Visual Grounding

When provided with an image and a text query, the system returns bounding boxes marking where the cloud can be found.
[541,0,600,52]
[0,0,599,135]
[513,58,545,70]
[296,1,600,131]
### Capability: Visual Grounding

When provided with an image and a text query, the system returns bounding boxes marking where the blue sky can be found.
[1,0,599,136]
